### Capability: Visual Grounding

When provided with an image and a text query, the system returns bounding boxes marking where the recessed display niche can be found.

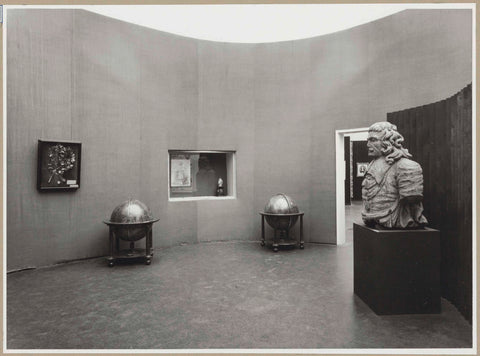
[168,150,236,200]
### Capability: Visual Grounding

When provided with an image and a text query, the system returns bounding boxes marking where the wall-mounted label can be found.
[67,180,76,185]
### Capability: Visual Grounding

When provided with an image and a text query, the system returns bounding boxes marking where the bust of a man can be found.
[361,122,428,229]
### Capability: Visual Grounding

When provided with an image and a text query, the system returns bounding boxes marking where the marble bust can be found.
[361,122,428,229]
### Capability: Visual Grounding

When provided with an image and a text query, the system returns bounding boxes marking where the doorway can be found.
[335,128,369,245]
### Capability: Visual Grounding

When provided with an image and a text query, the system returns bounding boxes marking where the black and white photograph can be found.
[3,3,476,354]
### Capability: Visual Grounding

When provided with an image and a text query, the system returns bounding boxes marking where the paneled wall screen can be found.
[169,151,235,200]
[388,84,472,322]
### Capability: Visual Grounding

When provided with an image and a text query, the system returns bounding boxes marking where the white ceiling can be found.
[6,4,474,43]
[87,4,406,43]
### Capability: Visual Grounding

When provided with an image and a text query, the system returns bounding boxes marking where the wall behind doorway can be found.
[352,141,369,201]
[344,136,351,205]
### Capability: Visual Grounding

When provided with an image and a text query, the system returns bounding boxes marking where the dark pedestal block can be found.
[354,223,440,315]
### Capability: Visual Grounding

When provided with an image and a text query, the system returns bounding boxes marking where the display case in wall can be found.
[168,150,236,200]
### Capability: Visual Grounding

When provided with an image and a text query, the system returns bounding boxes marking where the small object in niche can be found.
[361,122,428,229]
[216,177,225,196]
[37,140,81,191]
[260,194,304,251]
[103,199,159,267]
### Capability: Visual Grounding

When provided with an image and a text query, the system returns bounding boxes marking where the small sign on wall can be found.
[356,162,369,177]
[37,140,81,191]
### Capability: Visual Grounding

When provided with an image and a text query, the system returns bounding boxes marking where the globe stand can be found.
[103,219,159,267]
[260,212,304,252]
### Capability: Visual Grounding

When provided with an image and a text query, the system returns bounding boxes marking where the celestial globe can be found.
[108,199,156,241]
[264,193,300,231]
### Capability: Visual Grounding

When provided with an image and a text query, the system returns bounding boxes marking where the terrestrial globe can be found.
[264,194,299,231]
[108,199,156,241]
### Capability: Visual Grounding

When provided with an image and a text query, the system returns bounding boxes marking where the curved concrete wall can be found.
[7,9,472,270]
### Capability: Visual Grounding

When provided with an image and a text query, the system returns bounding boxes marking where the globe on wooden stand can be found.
[260,194,304,252]
[103,199,159,266]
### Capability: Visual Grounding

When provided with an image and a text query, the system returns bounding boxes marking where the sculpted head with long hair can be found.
[367,122,412,164]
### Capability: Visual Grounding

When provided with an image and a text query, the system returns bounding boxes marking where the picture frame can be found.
[170,154,193,192]
[356,162,369,177]
[37,140,82,191]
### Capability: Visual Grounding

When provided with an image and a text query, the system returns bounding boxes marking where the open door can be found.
[335,128,369,245]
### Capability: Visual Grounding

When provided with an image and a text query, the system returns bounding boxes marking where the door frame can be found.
[335,127,369,245]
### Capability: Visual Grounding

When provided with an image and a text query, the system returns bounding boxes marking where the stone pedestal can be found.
[353,223,441,315]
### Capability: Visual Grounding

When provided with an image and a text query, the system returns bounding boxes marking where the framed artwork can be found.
[356,162,369,177]
[37,140,81,191]
[170,154,192,192]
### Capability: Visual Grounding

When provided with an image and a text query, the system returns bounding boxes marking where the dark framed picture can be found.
[37,140,82,191]
[356,162,369,177]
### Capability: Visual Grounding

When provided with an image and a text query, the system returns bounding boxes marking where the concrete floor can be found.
[6,204,473,350]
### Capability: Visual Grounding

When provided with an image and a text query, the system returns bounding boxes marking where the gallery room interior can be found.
[5,5,474,351]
